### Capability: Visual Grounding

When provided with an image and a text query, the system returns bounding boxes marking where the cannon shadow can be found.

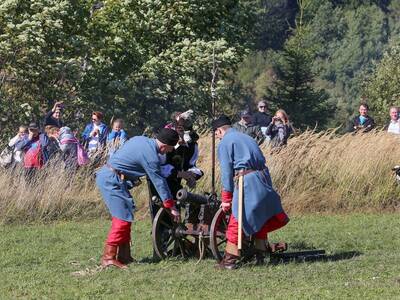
[269,241,362,265]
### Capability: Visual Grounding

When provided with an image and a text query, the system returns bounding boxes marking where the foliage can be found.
[0,0,255,140]
[363,41,400,125]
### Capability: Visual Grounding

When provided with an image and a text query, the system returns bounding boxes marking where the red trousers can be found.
[106,217,131,246]
[226,212,289,244]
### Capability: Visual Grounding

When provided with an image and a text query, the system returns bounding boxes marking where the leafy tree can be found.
[363,41,400,125]
[0,0,256,140]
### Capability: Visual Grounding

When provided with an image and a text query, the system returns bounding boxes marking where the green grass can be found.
[0,214,399,300]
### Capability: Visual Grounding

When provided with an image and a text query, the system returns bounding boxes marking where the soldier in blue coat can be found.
[96,128,180,269]
[212,115,289,269]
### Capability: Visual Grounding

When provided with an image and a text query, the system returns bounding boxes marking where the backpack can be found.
[77,143,90,166]
[60,138,89,166]
[0,145,14,168]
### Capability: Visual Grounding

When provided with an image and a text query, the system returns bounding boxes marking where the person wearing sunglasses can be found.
[252,100,272,137]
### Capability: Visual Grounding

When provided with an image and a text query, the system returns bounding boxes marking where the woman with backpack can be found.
[59,127,89,171]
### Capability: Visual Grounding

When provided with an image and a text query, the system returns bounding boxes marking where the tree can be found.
[363,41,400,125]
[267,0,333,129]
[0,0,256,140]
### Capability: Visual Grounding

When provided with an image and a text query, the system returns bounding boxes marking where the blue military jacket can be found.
[218,128,284,235]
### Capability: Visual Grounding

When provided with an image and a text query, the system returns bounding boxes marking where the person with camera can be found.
[44,101,64,128]
[265,109,293,148]
[82,111,108,157]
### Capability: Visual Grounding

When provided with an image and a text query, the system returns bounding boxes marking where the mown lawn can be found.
[0,214,399,300]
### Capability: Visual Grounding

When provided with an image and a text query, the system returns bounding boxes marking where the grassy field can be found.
[0,214,399,299]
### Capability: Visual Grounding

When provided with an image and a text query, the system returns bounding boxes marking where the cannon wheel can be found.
[209,208,230,262]
[152,208,197,260]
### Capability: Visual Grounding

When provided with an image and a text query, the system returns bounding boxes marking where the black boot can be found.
[117,243,135,264]
[216,252,239,270]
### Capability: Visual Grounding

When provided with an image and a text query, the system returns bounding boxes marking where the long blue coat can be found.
[96,136,173,222]
[218,128,284,235]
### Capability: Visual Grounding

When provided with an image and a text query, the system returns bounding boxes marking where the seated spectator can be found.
[106,118,128,157]
[385,106,400,134]
[59,127,80,171]
[266,109,293,148]
[82,111,108,157]
[232,109,265,144]
[44,101,64,128]
[15,122,49,180]
[252,100,272,136]
[348,103,375,133]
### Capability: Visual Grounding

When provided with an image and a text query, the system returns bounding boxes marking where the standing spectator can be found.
[0,126,28,169]
[252,100,272,136]
[385,106,400,135]
[44,101,64,128]
[46,126,62,161]
[59,127,79,171]
[107,118,128,157]
[82,111,108,157]
[232,109,265,144]
[15,122,49,180]
[348,103,375,133]
[7,126,28,165]
[266,109,294,148]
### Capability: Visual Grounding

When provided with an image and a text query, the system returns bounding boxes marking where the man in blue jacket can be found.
[96,128,180,269]
[212,115,289,269]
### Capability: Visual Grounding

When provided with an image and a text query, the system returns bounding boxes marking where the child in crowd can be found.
[106,118,128,157]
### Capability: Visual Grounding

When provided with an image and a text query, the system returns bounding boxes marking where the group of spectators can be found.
[231,100,294,147]
[0,101,128,180]
[348,103,400,134]
[1,99,399,181]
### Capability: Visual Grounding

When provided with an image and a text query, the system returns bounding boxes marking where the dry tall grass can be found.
[0,130,399,223]
[196,129,400,213]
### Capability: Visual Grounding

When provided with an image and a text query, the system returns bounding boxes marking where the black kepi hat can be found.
[28,122,39,130]
[211,115,231,131]
[156,128,179,146]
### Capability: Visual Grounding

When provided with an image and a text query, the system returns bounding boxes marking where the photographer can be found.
[265,109,293,148]
[44,101,64,128]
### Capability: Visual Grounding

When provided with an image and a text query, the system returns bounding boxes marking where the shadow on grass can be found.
[270,250,363,265]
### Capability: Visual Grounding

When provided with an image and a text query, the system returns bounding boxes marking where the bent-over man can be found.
[96,128,180,269]
[212,115,289,269]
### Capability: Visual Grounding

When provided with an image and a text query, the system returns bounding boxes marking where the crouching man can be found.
[212,115,289,269]
[96,128,180,269]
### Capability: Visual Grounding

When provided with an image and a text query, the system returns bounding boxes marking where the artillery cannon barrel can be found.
[176,189,209,205]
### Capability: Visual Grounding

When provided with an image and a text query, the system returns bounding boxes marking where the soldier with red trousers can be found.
[212,115,289,269]
[96,128,180,269]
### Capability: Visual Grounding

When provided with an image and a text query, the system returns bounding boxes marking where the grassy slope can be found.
[0,214,399,299]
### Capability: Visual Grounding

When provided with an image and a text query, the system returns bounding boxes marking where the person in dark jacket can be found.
[44,101,64,128]
[15,122,49,180]
[252,100,272,136]
[348,103,375,133]
[266,109,293,148]
[232,109,265,145]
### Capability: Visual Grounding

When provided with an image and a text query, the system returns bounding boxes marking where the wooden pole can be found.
[238,174,244,252]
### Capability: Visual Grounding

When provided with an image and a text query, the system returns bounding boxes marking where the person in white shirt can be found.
[8,126,29,163]
[386,106,400,135]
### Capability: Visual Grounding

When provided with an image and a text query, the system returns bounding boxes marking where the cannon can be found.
[151,188,230,261]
